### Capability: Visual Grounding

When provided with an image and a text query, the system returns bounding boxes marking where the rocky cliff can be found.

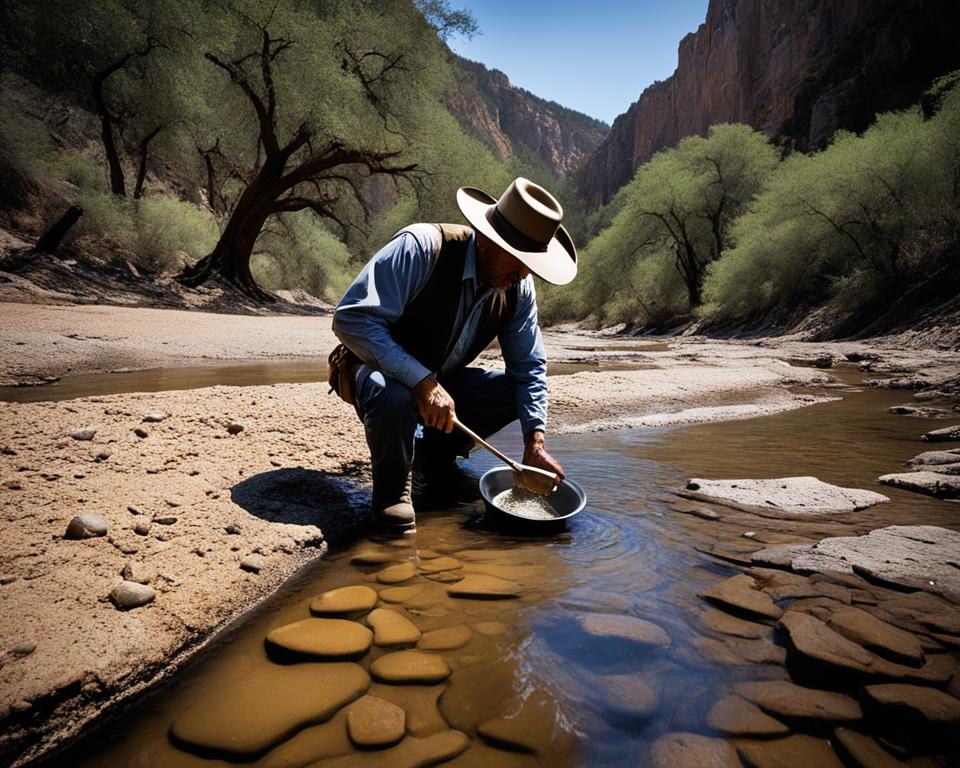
[445,55,608,179]
[577,0,960,206]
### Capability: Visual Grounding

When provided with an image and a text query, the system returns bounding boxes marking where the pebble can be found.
[367,608,422,646]
[109,580,156,610]
[11,640,37,657]
[700,574,783,620]
[141,412,168,422]
[650,732,741,768]
[70,429,96,441]
[267,618,372,657]
[417,624,472,651]
[225,522,242,535]
[346,695,406,747]
[864,683,960,723]
[121,561,150,584]
[370,650,451,684]
[153,516,177,525]
[310,585,378,614]
[733,680,862,721]
[577,614,670,649]
[133,521,151,536]
[226,422,244,435]
[706,695,788,736]
[240,554,266,573]
[133,427,148,438]
[95,450,111,462]
[0,575,17,585]
[833,727,908,768]
[64,514,108,540]
[127,505,142,515]
[376,561,417,584]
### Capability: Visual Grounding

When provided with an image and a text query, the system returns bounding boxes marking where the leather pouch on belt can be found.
[327,343,363,419]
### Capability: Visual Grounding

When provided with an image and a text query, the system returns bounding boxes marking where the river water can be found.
[47,369,958,766]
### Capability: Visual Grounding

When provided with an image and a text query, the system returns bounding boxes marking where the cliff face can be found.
[445,56,608,179]
[577,0,960,206]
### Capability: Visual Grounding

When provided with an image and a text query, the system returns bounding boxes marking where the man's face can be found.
[476,233,533,289]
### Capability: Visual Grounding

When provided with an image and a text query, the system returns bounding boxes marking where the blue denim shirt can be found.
[332,224,547,439]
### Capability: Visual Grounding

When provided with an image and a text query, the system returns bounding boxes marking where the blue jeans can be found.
[354,366,519,510]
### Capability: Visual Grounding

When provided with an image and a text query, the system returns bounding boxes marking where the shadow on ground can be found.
[231,466,371,545]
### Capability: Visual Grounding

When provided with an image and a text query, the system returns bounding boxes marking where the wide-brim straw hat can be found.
[457,177,577,285]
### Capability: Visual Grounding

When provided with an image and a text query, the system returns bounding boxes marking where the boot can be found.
[372,470,416,536]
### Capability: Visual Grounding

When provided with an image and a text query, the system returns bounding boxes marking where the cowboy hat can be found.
[457,177,577,286]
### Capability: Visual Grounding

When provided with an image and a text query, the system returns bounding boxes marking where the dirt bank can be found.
[0,303,956,766]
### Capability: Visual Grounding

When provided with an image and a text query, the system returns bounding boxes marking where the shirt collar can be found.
[463,233,478,285]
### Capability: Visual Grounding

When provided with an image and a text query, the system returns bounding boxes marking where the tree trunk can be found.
[133,126,162,200]
[680,242,702,308]
[35,206,83,253]
[92,72,126,197]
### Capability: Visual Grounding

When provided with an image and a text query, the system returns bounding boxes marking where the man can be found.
[332,177,576,534]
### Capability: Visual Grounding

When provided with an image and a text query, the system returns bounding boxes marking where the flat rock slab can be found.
[417,624,472,651]
[650,732,742,768]
[346,695,405,747]
[318,731,470,768]
[679,476,888,517]
[368,683,447,737]
[266,618,372,657]
[446,575,519,600]
[350,549,399,565]
[907,449,960,466]
[707,696,788,736]
[577,614,671,649]
[733,680,862,721]
[736,734,844,768]
[769,526,960,604]
[378,585,424,604]
[370,650,451,684]
[310,585,378,614]
[921,424,960,442]
[169,661,369,757]
[864,684,960,723]
[367,608,421,646]
[700,574,783,620]
[699,608,773,640]
[475,690,563,754]
[376,562,417,584]
[418,556,463,574]
[833,727,908,768]
[879,471,960,499]
[593,674,658,717]
[827,608,924,664]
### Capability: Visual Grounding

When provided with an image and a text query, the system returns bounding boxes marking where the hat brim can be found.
[457,187,577,286]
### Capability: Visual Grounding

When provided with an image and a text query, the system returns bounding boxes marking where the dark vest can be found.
[390,223,519,374]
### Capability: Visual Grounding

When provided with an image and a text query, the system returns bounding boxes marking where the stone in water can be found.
[491,487,558,520]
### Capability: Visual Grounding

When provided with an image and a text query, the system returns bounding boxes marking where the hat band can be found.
[487,207,550,253]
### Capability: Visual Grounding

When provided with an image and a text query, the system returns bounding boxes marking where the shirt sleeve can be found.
[498,276,548,441]
[332,228,436,389]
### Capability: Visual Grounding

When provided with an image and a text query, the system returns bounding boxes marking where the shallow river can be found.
[51,372,956,766]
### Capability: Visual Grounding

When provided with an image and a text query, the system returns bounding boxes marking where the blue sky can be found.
[449,1,710,125]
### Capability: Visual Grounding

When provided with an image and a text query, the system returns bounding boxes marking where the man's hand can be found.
[522,430,564,479]
[413,375,457,433]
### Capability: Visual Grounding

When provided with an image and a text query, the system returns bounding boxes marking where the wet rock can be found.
[694,635,787,667]
[700,574,782,620]
[64,514,107,539]
[376,561,417,584]
[670,501,721,520]
[699,607,773,640]
[320,731,469,767]
[378,585,425,604]
[240,554,266,573]
[558,588,634,613]
[133,427,148,438]
[473,621,508,636]
[169,661,369,757]
[577,614,671,649]
[907,449,960,466]
[11,640,37,657]
[921,424,960,442]
[733,680,862,721]
[121,561,150,585]
[109,580,155,610]
[133,520,151,536]
[370,650,450,684]
[367,608,421,646]
[736,734,844,768]
[879,471,960,499]
[833,727,908,768]
[864,683,960,723]
[369,683,447,736]
[706,696,788,736]
[418,556,463,574]
[650,732,741,768]
[476,690,564,754]
[417,624,472,651]
[446,574,519,600]
[226,422,244,435]
[827,608,924,664]
[310,585,378,614]
[267,618,372,658]
[888,405,949,417]
[346,695,405,747]
[349,549,397,565]
[679,476,888,517]
[70,429,96,441]
[594,674,658,717]
[141,412,168,423]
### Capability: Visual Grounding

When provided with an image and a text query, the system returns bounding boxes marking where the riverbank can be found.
[0,301,958,766]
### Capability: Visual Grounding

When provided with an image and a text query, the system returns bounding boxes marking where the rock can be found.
[376,561,417,584]
[888,405,949,417]
[127,505,142,515]
[650,732,741,768]
[670,501,721,520]
[367,608,422,646]
[0,575,17,585]
[700,574,782,620]
[370,650,451,684]
[815,356,833,369]
[576,614,671,649]
[266,618,372,657]
[378,585,425,604]
[473,621,508,636]
[446,574,519,599]
[318,731,469,767]
[133,520,151,536]
[170,661,369,757]
[418,556,463,574]
[153,516,177,525]
[109,580,156,610]
[226,422,244,435]
[240,554,266,573]
[417,625,472,651]
[369,683,447,737]
[706,696,788,736]
[70,429,96,441]
[225,522,242,535]
[827,608,925,664]
[95,449,111,461]
[694,635,787,667]
[864,683,960,723]
[121,561,150,584]
[64,514,108,539]
[733,680,862,721]
[346,695,405,747]
[921,424,960,442]
[141,412,168,422]
[11,640,37,657]
[133,427,148,438]
[680,476,888,517]
[699,608,773,640]
[833,728,907,768]
[879,471,960,499]
[350,549,397,565]
[589,674,658,717]
[736,734,844,768]
[310,585,378,614]
[907,449,960,466]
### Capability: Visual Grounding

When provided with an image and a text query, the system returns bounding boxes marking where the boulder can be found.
[64,514,107,540]
[679,476,888,518]
[700,574,782,620]
[650,733,741,768]
[733,680,862,721]
[706,696,788,736]
[879,471,960,499]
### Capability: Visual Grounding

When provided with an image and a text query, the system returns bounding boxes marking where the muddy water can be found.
[65,377,957,767]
